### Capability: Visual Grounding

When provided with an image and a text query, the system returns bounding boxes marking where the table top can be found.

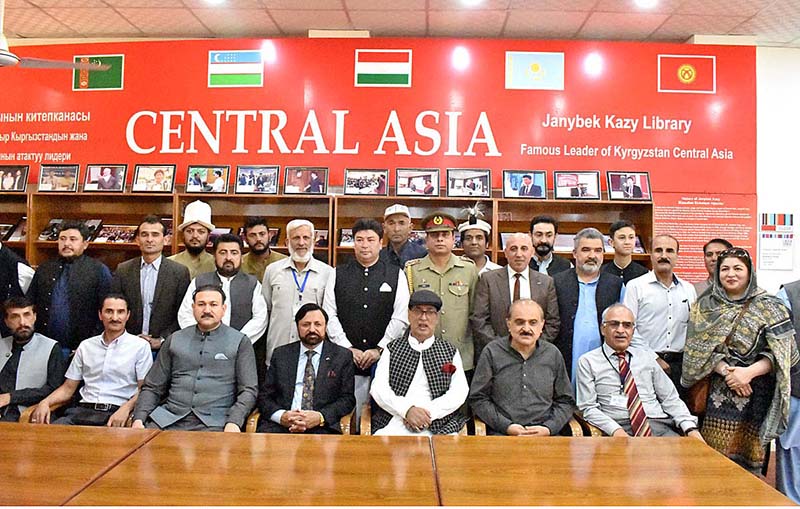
[69,432,438,506]
[432,436,794,506]
[0,422,158,506]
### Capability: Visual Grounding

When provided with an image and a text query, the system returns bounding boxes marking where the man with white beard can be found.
[552,228,624,385]
[261,219,333,368]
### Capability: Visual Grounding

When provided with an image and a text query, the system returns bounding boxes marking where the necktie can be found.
[141,263,157,335]
[615,352,652,437]
[301,350,316,410]
[513,273,521,302]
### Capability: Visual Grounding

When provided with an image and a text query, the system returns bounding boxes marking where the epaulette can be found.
[404,258,422,267]
[459,255,476,265]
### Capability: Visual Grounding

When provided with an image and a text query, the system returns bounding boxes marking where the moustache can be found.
[201,313,215,319]
[657,258,671,263]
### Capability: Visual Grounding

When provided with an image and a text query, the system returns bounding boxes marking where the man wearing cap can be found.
[168,200,216,280]
[458,219,500,275]
[405,212,479,375]
[370,290,469,435]
[380,204,427,269]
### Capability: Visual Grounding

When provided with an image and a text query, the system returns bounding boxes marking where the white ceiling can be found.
[4,0,800,48]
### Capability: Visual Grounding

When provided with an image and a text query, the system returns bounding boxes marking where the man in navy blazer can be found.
[257,303,355,434]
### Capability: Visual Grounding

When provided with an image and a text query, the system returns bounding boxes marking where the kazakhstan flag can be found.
[505,51,565,90]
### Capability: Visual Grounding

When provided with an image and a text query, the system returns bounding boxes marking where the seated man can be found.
[31,294,152,426]
[132,284,257,432]
[256,303,355,434]
[370,290,468,436]
[0,297,66,422]
[576,303,704,439]
[469,299,574,436]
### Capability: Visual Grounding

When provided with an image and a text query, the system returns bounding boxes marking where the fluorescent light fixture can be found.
[452,46,470,71]
[583,52,603,77]
[461,0,483,6]
[204,0,226,5]
[634,0,658,9]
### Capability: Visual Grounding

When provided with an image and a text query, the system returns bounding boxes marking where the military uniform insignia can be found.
[448,280,469,297]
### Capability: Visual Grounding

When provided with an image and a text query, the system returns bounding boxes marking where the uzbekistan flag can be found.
[658,55,715,94]
[354,49,412,87]
[208,50,263,88]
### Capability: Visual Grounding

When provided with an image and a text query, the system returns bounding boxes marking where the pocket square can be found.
[214,353,229,360]
[327,370,337,378]
[379,282,392,292]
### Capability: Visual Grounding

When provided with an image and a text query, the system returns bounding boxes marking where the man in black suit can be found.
[111,215,190,354]
[529,215,571,276]
[623,176,643,198]
[518,174,542,197]
[256,303,355,434]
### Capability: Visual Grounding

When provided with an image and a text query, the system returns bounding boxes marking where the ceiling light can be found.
[583,52,603,77]
[634,0,658,9]
[261,41,277,64]
[204,0,226,5]
[461,0,483,6]
[452,46,470,71]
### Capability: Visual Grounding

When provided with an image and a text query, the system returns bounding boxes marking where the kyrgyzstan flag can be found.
[657,55,716,94]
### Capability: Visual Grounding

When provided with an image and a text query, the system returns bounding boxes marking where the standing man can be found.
[324,218,409,424]
[553,228,623,383]
[458,219,500,275]
[168,200,216,279]
[601,220,648,285]
[28,220,112,357]
[529,215,571,276]
[178,234,267,345]
[775,281,800,503]
[111,215,190,354]
[240,216,286,282]
[132,285,257,431]
[624,234,696,394]
[0,297,66,422]
[518,174,542,198]
[262,219,333,369]
[0,241,34,338]
[405,213,479,376]
[380,204,427,268]
[694,238,732,295]
[471,233,560,357]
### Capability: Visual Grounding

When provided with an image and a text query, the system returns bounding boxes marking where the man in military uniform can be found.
[405,213,479,377]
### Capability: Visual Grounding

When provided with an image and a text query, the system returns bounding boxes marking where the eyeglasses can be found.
[410,308,438,318]
[719,247,751,261]
[602,320,635,330]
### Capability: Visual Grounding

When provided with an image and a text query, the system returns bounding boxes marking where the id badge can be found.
[611,394,628,408]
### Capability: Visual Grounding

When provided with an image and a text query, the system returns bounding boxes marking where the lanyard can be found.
[292,268,310,300]
[602,346,625,394]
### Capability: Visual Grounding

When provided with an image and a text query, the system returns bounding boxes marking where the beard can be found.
[579,261,601,274]
[300,331,324,347]
[12,326,34,343]
[289,244,314,263]
[250,244,269,256]
[535,242,553,257]
[186,244,206,256]
[217,264,239,278]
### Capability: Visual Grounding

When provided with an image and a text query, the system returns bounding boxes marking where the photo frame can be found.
[502,170,546,199]
[339,228,354,247]
[93,224,137,244]
[84,164,126,192]
[607,171,652,201]
[7,216,27,242]
[186,165,230,193]
[446,168,490,198]
[0,165,28,192]
[314,229,329,248]
[396,168,439,197]
[235,165,279,194]
[38,164,79,192]
[284,166,328,195]
[132,164,176,193]
[553,171,601,200]
[344,169,389,196]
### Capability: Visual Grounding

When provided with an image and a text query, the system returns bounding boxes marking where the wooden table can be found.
[432,436,794,506]
[69,432,438,506]
[0,422,158,505]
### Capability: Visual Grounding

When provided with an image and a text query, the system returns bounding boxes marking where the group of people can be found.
[0,199,797,502]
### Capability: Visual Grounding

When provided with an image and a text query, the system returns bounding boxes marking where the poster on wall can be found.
[758,213,794,271]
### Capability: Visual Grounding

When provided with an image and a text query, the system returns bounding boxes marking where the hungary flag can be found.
[354,49,412,87]
[72,55,124,91]
[208,50,263,88]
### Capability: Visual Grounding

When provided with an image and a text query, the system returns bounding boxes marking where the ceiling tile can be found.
[676,0,771,17]
[265,0,343,9]
[192,8,281,36]
[184,0,265,7]
[595,0,681,14]
[349,9,427,36]
[579,11,668,39]
[4,7,78,37]
[115,8,213,37]
[346,0,425,9]
[5,0,33,7]
[509,0,595,10]
[269,9,351,34]
[504,9,586,38]
[736,1,800,44]
[428,0,510,9]
[42,7,141,36]
[428,9,507,37]
[649,14,748,40]
[104,0,185,6]
[27,0,105,6]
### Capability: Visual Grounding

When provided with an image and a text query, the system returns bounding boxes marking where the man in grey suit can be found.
[111,215,190,354]
[132,284,258,432]
[471,232,559,358]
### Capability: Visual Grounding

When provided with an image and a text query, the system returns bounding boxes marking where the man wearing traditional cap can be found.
[458,218,500,275]
[168,200,216,279]
[404,212,479,375]
[380,204,427,269]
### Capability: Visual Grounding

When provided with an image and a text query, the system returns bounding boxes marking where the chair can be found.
[245,409,355,434]
[574,411,603,437]
[360,402,467,436]
[473,416,583,436]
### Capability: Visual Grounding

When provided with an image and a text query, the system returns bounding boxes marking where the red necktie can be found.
[513,273,521,302]
[615,351,652,437]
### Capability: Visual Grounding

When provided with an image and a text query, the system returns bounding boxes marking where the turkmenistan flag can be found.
[208,50,263,88]
[72,54,124,91]
[354,49,412,87]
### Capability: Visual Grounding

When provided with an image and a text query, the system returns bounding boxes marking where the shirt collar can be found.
[408,334,435,351]
[507,265,529,280]
[300,341,324,357]
[644,270,680,288]
[141,255,162,270]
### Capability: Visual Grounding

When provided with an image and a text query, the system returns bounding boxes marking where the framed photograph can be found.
[205,227,233,248]
[0,223,13,241]
[235,165,279,194]
[38,164,79,192]
[446,168,490,198]
[553,171,601,200]
[396,168,439,197]
[344,169,389,196]
[284,166,328,195]
[7,216,27,242]
[132,165,176,193]
[38,218,63,241]
[93,224,137,244]
[84,164,126,192]
[339,228,354,247]
[607,171,652,201]
[408,230,426,248]
[314,229,329,248]
[186,165,230,193]
[500,232,514,250]
[268,227,280,247]
[0,165,28,192]
[503,170,546,199]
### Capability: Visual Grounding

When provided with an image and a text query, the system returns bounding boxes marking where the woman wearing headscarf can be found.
[683,247,799,474]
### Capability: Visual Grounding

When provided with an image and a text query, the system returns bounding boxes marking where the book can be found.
[339,228,353,247]
[38,218,63,241]
[162,218,173,245]
[7,217,27,242]
[314,229,328,248]
[0,223,13,241]
[206,227,232,248]
[84,219,103,241]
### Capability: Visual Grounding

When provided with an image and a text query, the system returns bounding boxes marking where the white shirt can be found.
[506,265,531,301]
[178,272,268,344]
[370,335,469,436]
[478,256,501,275]
[1,242,34,293]
[323,265,410,350]
[65,331,153,406]
[624,271,696,353]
